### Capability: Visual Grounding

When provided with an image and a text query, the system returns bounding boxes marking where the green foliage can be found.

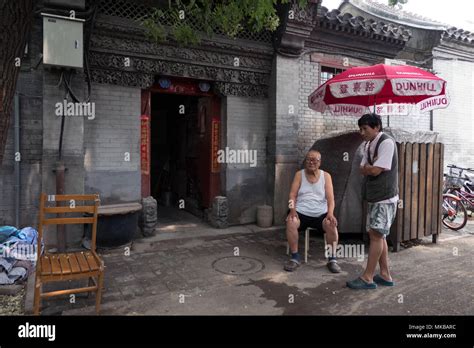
[212,1,244,37]
[141,0,309,46]
[141,8,167,42]
[172,21,201,46]
[388,0,408,7]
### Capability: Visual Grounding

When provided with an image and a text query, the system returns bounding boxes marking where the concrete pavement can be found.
[37,221,474,316]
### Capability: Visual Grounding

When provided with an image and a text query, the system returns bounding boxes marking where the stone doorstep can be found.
[135,224,286,248]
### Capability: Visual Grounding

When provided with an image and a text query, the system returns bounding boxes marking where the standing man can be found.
[347,113,398,289]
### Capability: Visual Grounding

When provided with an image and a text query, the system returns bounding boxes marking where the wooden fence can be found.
[391,142,444,251]
[363,142,444,252]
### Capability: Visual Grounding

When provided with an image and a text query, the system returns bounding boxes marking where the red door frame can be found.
[141,90,151,198]
[197,96,221,207]
[141,78,221,208]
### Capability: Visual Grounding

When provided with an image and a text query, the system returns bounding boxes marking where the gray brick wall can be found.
[226,96,267,169]
[276,55,300,158]
[84,84,141,172]
[269,55,301,224]
[383,110,430,131]
[298,54,319,162]
[0,19,43,227]
[225,96,268,224]
[1,112,18,225]
[433,58,474,169]
[40,68,88,247]
[297,54,359,163]
[84,83,141,204]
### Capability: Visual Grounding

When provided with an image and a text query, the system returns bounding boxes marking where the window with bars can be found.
[320,66,344,86]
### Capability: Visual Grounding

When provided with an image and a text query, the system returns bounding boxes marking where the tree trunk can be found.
[0,0,35,164]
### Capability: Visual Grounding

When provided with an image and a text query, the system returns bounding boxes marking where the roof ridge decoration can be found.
[344,0,474,46]
[442,27,474,46]
[345,0,450,30]
[318,6,412,42]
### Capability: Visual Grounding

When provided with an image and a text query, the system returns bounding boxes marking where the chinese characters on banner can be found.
[329,79,385,98]
[211,119,220,173]
[141,115,149,175]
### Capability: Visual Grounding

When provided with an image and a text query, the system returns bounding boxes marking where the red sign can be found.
[140,115,149,175]
[211,119,220,173]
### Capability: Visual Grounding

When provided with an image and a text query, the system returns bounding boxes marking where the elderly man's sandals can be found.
[327,259,341,273]
[284,259,300,272]
[284,259,341,273]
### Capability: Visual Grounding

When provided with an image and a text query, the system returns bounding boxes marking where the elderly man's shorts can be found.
[367,202,397,237]
[287,209,328,234]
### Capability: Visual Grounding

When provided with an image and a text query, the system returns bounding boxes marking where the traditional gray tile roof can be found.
[340,0,474,48]
[317,6,411,43]
[344,0,449,30]
[442,27,474,46]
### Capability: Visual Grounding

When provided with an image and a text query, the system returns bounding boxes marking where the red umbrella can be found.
[308,64,450,116]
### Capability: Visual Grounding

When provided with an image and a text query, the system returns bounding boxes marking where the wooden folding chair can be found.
[34,193,105,315]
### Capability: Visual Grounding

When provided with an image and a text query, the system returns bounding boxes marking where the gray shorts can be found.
[367,202,397,237]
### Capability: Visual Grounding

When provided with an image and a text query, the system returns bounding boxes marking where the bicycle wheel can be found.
[448,187,473,214]
[442,194,468,230]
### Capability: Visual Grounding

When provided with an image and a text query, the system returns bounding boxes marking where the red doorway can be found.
[141,78,221,213]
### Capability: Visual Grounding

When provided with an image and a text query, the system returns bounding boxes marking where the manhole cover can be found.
[212,256,265,275]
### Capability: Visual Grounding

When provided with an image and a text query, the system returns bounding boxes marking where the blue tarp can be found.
[0,226,19,244]
[0,226,42,285]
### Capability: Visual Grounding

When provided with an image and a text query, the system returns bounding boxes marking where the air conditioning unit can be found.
[42,13,85,69]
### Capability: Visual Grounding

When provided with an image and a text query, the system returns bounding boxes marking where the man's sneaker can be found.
[284,259,300,272]
[327,260,341,273]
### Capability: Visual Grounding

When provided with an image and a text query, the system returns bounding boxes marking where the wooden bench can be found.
[34,193,105,315]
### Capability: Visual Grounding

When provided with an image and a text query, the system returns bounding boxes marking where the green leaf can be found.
[141,0,311,46]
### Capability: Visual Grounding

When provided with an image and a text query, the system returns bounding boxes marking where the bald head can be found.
[307,150,321,158]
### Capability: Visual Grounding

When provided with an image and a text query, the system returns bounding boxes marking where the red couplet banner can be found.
[211,119,220,173]
[140,115,150,175]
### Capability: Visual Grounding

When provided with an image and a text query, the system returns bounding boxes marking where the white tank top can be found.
[296,169,328,217]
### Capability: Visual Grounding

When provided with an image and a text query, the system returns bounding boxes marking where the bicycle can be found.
[441,191,468,230]
[440,164,474,231]
[444,164,474,213]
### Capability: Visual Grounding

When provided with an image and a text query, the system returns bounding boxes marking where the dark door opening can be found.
[150,93,207,218]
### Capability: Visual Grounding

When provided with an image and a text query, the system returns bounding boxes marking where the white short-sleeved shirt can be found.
[360,132,399,204]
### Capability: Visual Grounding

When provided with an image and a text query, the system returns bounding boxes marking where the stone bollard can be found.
[257,205,273,228]
[209,196,228,229]
[140,196,158,237]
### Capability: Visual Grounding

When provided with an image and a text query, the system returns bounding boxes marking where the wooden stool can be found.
[286,227,326,263]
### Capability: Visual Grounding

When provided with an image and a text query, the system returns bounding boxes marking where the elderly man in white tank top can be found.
[284,150,341,273]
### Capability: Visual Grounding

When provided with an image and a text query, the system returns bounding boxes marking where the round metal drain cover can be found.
[212,256,265,275]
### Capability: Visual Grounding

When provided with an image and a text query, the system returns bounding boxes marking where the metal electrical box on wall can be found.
[43,0,85,10]
[42,13,85,69]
